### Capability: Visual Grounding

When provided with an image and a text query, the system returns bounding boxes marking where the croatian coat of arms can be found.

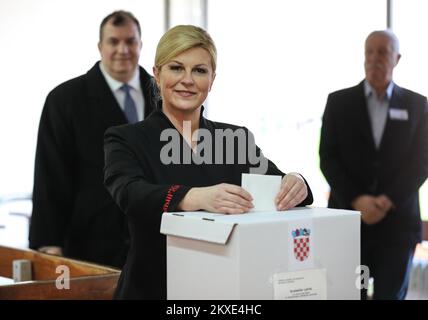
[291,228,311,261]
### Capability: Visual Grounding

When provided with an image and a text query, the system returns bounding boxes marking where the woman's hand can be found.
[275,173,308,211]
[179,183,254,214]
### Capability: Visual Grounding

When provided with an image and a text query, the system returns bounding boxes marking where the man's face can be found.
[364,34,400,92]
[98,20,142,82]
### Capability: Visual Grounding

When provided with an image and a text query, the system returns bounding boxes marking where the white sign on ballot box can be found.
[160,207,360,300]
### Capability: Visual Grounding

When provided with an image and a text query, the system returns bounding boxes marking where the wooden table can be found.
[0,245,120,299]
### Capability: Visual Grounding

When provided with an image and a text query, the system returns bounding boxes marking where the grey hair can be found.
[366,30,400,53]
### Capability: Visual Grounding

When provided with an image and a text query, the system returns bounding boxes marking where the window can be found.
[167,0,207,27]
[392,0,428,221]
[207,0,385,207]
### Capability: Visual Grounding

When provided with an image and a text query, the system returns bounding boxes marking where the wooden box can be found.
[0,245,120,299]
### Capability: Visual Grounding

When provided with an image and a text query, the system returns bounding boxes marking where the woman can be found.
[104,25,313,299]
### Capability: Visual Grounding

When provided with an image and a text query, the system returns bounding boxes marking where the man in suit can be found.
[320,30,428,299]
[29,10,156,268]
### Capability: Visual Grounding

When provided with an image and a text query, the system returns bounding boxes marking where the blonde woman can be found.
[104,25,313,299]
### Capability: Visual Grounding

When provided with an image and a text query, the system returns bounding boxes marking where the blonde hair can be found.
[155,25,217,72]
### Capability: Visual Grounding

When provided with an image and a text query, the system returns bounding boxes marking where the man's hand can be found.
[351,194,393,225]
[375,194,394,212]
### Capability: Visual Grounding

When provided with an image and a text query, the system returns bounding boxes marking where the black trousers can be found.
[361,239,416,300]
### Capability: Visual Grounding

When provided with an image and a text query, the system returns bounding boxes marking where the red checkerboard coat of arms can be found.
[292,228,311,261]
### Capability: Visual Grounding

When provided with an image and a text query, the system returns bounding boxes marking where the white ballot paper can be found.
[273,269,327,300]
[241,173,281,212]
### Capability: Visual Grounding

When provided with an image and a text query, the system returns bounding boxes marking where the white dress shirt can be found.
[364,80,394,149]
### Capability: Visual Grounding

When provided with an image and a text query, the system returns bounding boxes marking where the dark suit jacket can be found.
[320,81,428,245]
[104,108,313,299]
[29,62,156,267]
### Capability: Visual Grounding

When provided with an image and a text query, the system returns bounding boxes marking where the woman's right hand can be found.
[179,183,254,214]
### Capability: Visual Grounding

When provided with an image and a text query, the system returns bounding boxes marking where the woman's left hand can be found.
[275,173,308,211]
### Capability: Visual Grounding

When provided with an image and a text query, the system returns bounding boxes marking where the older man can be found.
[320,30,428,299]
[29,10,156,268]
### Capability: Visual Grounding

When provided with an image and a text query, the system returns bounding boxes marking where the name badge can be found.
[389,108,409,121]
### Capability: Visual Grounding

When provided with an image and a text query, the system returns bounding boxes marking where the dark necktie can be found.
[121,84,138,123]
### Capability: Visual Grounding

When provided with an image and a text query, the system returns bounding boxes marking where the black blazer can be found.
[104,109,313,299]
[29,62,156,267]
[320,81,428,245]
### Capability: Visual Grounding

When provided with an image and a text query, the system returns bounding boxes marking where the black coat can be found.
[104,108,313,299]
[320,81,428,245]
[29,62,156,268]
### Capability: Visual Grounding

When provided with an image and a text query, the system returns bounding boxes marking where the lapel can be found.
[86,62,156,123]
[379,84,407,152]
[85,62,128,126]
[354,81,376,151]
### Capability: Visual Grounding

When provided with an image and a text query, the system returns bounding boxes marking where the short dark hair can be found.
[99,10,141,41]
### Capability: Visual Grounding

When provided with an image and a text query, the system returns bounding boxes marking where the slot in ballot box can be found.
[0,245,120,299]
[160,207,360,300]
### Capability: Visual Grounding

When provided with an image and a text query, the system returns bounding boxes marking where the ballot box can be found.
[0,245,120,299]
[160,207,360,300]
